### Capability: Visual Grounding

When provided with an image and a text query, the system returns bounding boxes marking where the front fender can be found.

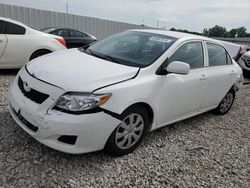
[94,75,159,129]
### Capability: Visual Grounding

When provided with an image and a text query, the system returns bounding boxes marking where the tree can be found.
[203,28,209,36]
[228,28,237,38]
[208,25,227,37]
[227,27,247,37]
[169,27,202,36]
[236,27,247,37]
[170,26,249,38]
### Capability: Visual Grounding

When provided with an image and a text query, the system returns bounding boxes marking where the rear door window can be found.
[207,43,230,66]
[5,22,26,35]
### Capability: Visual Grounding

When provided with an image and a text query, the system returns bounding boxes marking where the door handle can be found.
[200,74,207,81]
[0,40,3,43]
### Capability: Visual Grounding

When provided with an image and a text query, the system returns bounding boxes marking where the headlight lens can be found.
[55,93,111,113]
[241,55,249,60]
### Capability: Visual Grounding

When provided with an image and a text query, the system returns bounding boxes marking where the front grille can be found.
[18,77,49,104]
[12,108,38,132]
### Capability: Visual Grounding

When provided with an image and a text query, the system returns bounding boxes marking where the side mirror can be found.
[165,61,190,75]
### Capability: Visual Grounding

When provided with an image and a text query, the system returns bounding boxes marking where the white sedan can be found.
[0,17,67,69]
[8,30,243,156]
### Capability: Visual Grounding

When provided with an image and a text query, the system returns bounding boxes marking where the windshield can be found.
[82,31,177,67]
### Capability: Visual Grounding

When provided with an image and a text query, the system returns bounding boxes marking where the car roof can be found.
[41,27,89,33]
[131,29,243,57]
[43,27,80,31]
[131,29,220,43]
[41,27,97,38]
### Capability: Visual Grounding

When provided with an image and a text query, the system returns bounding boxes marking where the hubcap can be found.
[115,113,144,149]
[220,93,234,113]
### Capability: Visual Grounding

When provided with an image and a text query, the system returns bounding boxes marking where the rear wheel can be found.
[104,106,149,156]
[30,50,51,61]
[214,91,235,115]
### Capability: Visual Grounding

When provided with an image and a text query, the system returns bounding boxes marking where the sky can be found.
[0,0,249,32]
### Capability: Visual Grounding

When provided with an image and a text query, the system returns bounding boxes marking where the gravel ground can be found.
[0,70,249,188]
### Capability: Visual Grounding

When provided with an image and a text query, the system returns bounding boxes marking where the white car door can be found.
[0,21,7,61]
[200,42,238,109]
[156,41,207,126]
[0,21,27,68]
[0,34,7,57]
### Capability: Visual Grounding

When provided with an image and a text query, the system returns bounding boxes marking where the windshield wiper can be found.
[86,49,122,64]
[86,49,106,60]
[83,49,142,68]
[105,55,123,64]
[107,55,143,67]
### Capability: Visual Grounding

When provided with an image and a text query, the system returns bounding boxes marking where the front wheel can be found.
[214,91,235,115]
[104,106,149,156]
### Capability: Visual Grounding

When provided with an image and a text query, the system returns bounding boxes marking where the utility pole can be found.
[163,21,167,30]
[142,20,145,26]
[66,2,69,14]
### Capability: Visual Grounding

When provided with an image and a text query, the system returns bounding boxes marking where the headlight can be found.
[241,55,249,60]
[55,92,111,113]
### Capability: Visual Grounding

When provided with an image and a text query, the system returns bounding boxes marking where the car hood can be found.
[26,49,139,92]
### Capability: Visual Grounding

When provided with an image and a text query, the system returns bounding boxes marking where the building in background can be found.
[0,3,152,39]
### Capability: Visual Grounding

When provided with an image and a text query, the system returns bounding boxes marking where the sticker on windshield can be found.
[149,36,172,43]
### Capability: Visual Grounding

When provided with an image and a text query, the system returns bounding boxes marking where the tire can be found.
[104,106,149,156]
[30,50,51,61]
[214,90,235,115]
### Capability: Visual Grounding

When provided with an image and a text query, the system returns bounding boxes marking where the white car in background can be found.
[0,17,67,69]
[8,30,243,156]
[219,40,242,61]
[238,51,250,77]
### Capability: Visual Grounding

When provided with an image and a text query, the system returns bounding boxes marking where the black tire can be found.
[214,90,235,115]
[30,50,51,61]
[104,106,149,156]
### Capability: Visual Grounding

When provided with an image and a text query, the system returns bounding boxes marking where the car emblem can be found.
[23,82,31,92]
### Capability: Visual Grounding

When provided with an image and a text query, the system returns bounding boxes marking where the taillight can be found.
[55,38,66,47]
